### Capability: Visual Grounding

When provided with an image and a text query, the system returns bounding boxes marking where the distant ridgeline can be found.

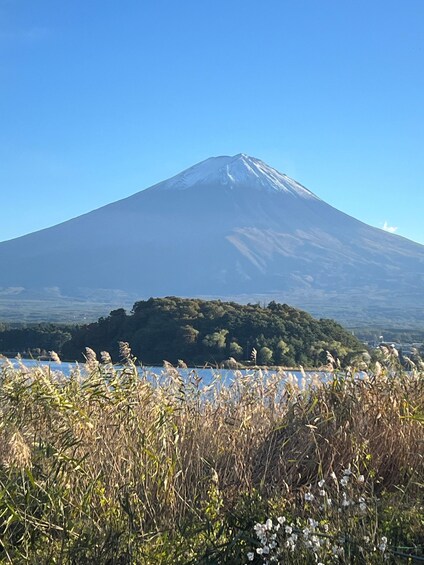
[59,297,364,367]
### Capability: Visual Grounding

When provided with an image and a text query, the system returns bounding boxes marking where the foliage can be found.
[62,297,364,366]
[0,349,423,563]
[0,323,75,357]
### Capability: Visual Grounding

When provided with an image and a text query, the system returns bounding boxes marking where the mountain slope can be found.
[1,154,423,323]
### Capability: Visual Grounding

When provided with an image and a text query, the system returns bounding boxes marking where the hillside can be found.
[62,297,364,366]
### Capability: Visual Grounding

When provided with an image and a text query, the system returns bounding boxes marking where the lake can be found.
[2,357,327,385]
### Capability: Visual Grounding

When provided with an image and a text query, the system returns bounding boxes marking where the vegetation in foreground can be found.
[0,346,423,564]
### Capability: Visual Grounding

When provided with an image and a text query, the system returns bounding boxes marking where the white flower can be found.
[318,479,325,488]
[308,518,318,529]
[340,476,349,487]
[247,552,255,561]
[358,496,367,512]
[305,492,315,501]
[343,468,352,476]
[378,536,388,552]
[285,525,293,534]
[342,493,350,507]
[277,516,286,524]
[319,489,326,496]
[357,474,365,483]
[256,547,264,555]
[265,518,273,530]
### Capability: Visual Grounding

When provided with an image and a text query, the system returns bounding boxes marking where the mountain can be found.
[1,153,424,325]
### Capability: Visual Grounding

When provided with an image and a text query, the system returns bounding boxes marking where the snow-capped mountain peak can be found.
[1,152,423,325]
[150,153,319,199]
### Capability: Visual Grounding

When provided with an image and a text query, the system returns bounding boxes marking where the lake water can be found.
[2,357,327,385]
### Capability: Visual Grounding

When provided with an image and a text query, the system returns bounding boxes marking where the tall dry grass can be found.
[0,347,422,563]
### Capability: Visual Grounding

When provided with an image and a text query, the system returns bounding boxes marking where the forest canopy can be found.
[61,297,364,366]
[0,323,73,357]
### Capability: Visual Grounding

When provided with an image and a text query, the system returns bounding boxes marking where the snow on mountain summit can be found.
[150,154,319,199]
[1,151,424,326]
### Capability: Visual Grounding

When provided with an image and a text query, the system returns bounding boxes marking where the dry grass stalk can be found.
[0,355,422,562]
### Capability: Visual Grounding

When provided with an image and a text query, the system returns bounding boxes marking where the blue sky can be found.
[1,0,423,243]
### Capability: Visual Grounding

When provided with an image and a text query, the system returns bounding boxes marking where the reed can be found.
[0,348,422,563]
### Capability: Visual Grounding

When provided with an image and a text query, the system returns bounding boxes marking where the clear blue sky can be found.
[1,0,423,243]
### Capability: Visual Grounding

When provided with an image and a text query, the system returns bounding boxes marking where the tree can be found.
[258,346,273,365]
[202,330,228,350]
[179,325,199,345]
[229,341,243,360]
[275,339,290,365]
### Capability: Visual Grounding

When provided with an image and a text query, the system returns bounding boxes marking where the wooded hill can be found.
[0,323,74,357]
[62,297,364,366]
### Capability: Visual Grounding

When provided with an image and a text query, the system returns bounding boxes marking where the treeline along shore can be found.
[1,297,366,367]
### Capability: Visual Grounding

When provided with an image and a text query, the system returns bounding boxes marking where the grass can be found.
[0,345,423,564]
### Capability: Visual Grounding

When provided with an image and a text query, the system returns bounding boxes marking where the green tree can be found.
[229,341,243,360]
[179,325,199,345]
[275,339,290,365]
[202,330,228,350]
[258,346,273,365]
